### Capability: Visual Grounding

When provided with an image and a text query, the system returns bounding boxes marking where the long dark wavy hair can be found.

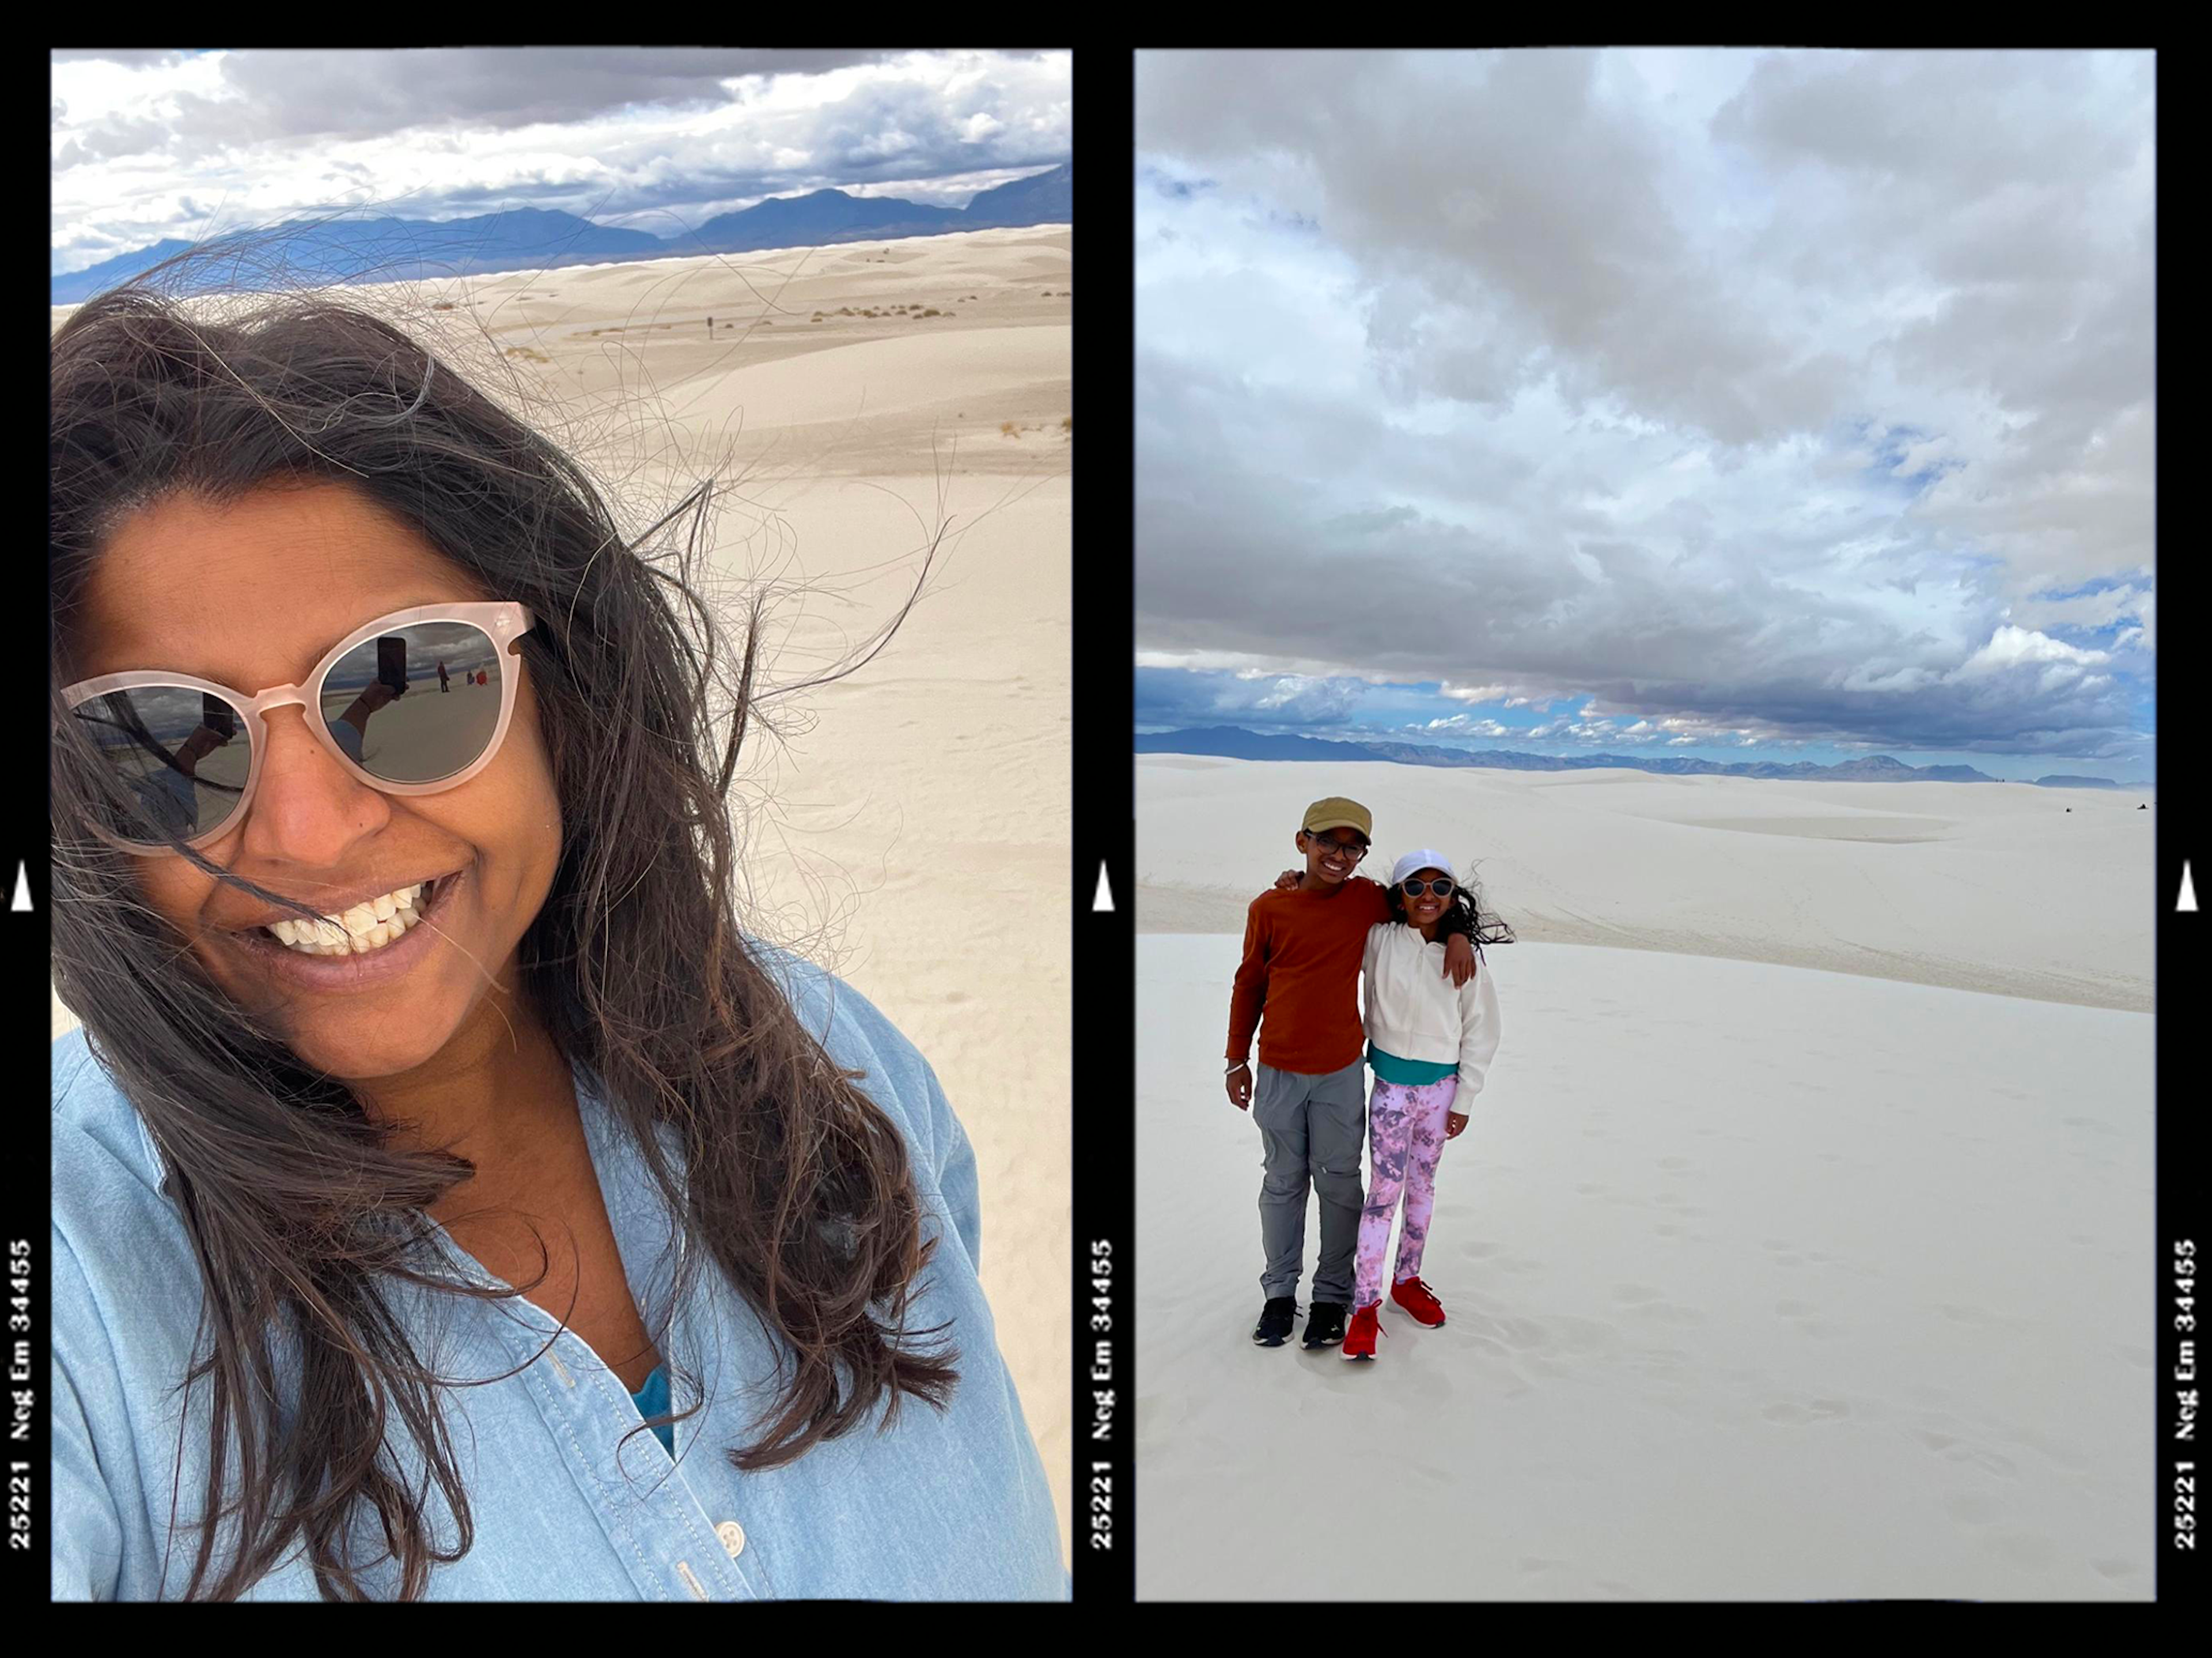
[1384,861,1517,956]
[49,248,957,1600]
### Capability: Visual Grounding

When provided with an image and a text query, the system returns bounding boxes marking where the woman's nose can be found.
[236,705,392,862]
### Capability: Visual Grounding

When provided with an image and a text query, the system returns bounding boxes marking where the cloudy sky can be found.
[1135,49,2154,782]
[52,48,1069,276]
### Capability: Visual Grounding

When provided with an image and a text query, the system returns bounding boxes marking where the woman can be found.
[1342,850,1510,1362]
[49,263,1065,1600]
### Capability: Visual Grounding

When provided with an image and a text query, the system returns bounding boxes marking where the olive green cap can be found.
[1300,796,1372,839]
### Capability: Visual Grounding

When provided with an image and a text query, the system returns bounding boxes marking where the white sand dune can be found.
[54,227,1072,1561]
[1136,758,2153,1600]
[1139,757,2153,1011]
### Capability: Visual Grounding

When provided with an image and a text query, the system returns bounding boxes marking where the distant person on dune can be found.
[1226,797,1476,1355]
[1339,850,1510,1362]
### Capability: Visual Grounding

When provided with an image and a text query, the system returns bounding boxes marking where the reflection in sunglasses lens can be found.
[71,684,251,845]
[323,622,503,784]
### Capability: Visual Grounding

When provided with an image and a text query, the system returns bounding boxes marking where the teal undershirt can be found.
[1367,1041,1457,1087]
[630,1362,673,1455]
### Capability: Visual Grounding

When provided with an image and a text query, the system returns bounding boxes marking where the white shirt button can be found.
[715,1519,747,1559]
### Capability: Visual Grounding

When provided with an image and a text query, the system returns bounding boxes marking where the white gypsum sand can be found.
[1137,756,2153,1600]
[53,226,1073,1561]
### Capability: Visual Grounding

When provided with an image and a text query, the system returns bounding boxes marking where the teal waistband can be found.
[1366,1042,1457,1086]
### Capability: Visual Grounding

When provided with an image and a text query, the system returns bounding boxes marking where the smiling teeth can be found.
[267,883,430,956]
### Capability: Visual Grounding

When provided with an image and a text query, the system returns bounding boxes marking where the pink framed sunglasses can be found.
[60,601,534,853]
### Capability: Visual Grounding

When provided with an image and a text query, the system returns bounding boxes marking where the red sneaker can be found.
[1391,1276,1446,1327]
[1342,1302,1383,1361]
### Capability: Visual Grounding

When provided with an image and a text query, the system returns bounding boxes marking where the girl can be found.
[49,256,1065,1599]
[1343,849,1512,1361]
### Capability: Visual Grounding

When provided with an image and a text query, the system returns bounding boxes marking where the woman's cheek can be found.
[137,857,222,954]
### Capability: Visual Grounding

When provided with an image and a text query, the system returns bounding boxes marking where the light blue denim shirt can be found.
[51,956,1067,1600]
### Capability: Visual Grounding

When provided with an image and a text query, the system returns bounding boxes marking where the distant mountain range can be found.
[51,164,1071,304]
[1135,726,2146,790]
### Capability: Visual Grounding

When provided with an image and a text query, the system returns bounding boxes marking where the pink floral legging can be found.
[1354,1073,1459,1310]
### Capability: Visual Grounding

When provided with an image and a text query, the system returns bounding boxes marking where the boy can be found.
[1225,797,1475,1350]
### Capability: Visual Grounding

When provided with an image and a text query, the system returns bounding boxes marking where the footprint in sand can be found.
[1992,1531,2058,1571]
[1614,1287,1703,1324]
[1946,1443,2018,1477]
[1493,1316,1548,1350]
[1944,1490,1999,1524]
[1763,1398,1850,1425]
[1657,1156,1694,1172]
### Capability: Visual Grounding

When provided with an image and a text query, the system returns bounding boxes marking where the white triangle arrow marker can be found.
[1092,861,1115,913]
[2181,860,2199,913]
[10,861,29,912]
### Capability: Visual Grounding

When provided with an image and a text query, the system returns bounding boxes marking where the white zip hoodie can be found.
[1361,921,1502,1095]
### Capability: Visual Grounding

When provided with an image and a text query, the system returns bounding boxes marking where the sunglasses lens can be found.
[68,685,252,846]
[321,621,506,784]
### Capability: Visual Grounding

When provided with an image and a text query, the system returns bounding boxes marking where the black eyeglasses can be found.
[1301,832,1368,862]
[1400,877,1455,898]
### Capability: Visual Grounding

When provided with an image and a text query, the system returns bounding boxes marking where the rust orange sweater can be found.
[1225,876,1392,1077]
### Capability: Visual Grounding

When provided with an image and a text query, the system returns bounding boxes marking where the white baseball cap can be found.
[1389,849,1455,887]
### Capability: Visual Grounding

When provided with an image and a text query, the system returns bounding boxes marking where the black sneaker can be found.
[1252,1297,1297,1347]
[1302,1301,1349,1349]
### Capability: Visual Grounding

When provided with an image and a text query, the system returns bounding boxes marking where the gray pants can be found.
[1252,1057,1367,1304]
